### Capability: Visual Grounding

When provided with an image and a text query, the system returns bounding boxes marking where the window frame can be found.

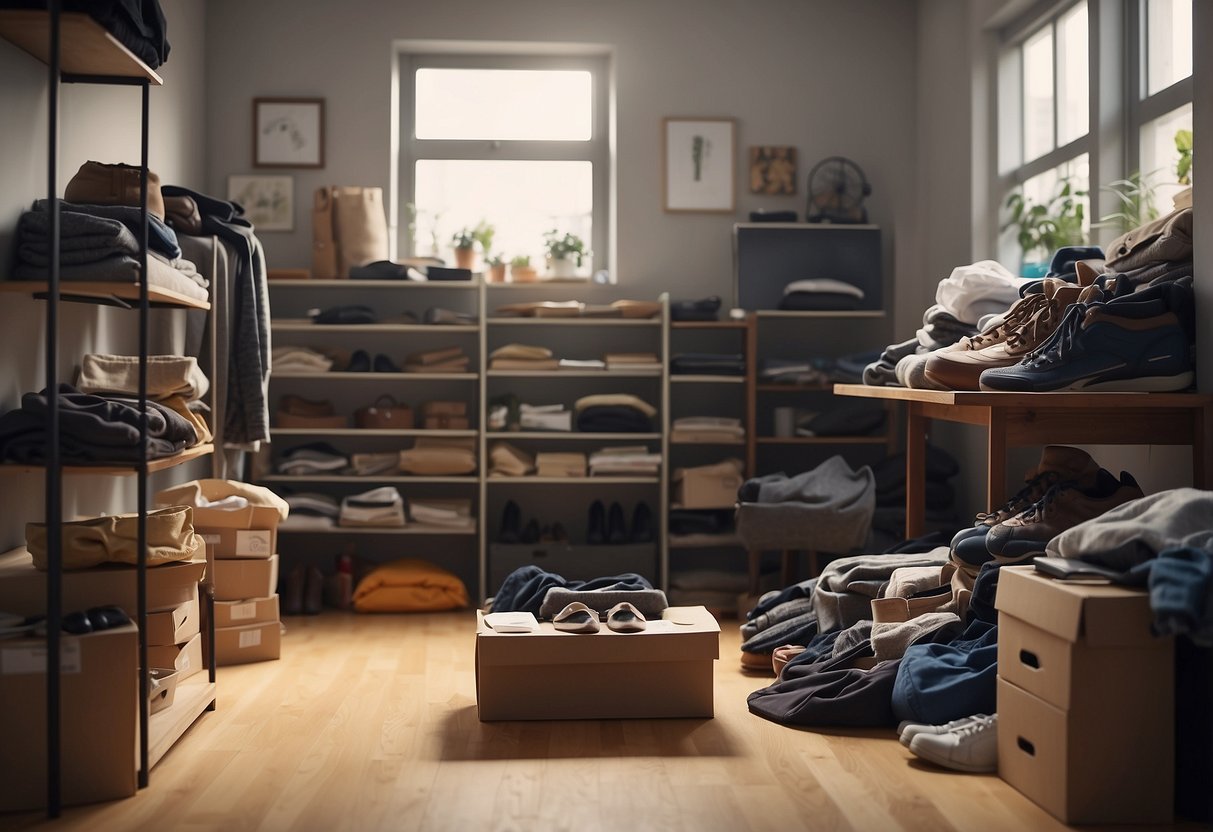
[1127,0,1194,182]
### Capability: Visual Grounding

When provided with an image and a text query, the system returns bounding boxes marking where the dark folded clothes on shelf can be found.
[26,198,181,260]
[670,353,746,375]
[576,406,653,433]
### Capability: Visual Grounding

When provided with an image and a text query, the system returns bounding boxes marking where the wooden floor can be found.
[3,612,1194,832]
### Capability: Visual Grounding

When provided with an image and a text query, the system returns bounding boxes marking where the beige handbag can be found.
[313,186,390,278]
[355,395,414,430]
[312,187,339,278]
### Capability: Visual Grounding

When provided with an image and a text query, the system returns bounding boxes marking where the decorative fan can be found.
[805,156,872,224]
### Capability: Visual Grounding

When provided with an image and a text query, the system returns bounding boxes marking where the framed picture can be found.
[749,146,798,195]
[253,97,324,168]
[662,117,736,213]
[228,175,294,231]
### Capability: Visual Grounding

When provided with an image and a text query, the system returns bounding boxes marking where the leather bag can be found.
[65,160,166,220]
[312,186,390,278]
[355,395,413,430]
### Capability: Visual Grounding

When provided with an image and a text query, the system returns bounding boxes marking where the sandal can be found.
[605,602,646,633]
[552,602,600,634]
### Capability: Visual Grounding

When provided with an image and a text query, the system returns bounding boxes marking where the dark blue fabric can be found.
[891,620,998,725]
[1047,245,1104,278]
[1110,547,1213,645]
[747,643,901,728]
[490,565,652,615]
[966,561,1004,626]
[740,610,819,655]
[747,577,816,619]
[32,199,179,260]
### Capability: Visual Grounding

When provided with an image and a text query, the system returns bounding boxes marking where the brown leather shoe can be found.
[975,445,1102,526]
[275,395,347,428]
[65,160,166,220]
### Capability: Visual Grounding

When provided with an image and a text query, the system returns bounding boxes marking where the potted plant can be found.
[1002,178,1088,277]
[472,221,495,261]
[1094,171,1159,236]
[509,255,537,283]
[543,230,589,279]
[1175,128,1193,185]
[485,255,507,283]
[451,227,476,270]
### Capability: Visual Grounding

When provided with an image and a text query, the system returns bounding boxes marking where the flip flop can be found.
[553,602,600,634]
[605,602,647,633]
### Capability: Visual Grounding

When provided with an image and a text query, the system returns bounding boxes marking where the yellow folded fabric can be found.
[26,506,204,571]
[572,393,658,417]
[159,395,214,445]
[490,343,553,361]
[353,558,469,612]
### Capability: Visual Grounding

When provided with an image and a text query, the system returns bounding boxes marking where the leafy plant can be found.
[1002,178,1088,261]
[472,221,495,256]
[451,227,476,250]
[543,230,589,267]
[509,255,531,267]
[1175,128,1193,185]
[485,255,505,267]
[1094,171,1159,236]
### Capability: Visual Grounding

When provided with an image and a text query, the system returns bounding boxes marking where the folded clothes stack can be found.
[489,343,558,371]
[670,296,722,322]
[280,493,340,529]
[340,487,406,527]
[421,400,469,430]
[519,403,572,431]
[409,498,473,530]
[26,506,203,571]
[574,394,656,433]
[488,441,535,476]
[604,352,660,372]
[73,353,213,446]
[796,404,887,437]
[670,352,746,376]
[778,279,865,312]
[494,299,662,319]
[404,345,470,373]
[589,446,661,477]
[275,395,347,429]
[558,358,607,370]
[535,452,588,478]
[423,307,477,325]
[760,358,832,387]
[272,346,334,373]
[399,437,476,475]
[670,416,745,444]
[349,452,399,476]
[276,443,349,475]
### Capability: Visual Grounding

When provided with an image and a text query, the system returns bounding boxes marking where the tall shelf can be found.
[0,9,215,816]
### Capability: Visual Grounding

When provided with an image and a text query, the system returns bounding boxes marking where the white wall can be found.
[204,0,925,319]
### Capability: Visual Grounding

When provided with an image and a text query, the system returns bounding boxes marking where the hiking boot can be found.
[923,283,1092,391]
[984,469,1145,560]
[908,714,998,773]
[978,282,1194,392]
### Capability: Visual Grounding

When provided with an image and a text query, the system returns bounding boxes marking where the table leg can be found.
[987,408,1007,513]
[905,403,926,538]
[1194,406,1211,488]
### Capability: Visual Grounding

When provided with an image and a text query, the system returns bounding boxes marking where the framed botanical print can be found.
[662,117,736,213]
[254,98,325,168]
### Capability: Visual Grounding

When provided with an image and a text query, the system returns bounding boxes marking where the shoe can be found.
[373,353,401,373]
[907,714,998,773]
[586,500,606,545]
[61,610,93,635]
[499,500,521,543]
[899,713,993,748]
[984,469,1145,560]
[86,605,130,630]
[606,502,627,544]
[553,602,600,633]
[521,518,541,544]
[346,349,371,372]
[630,502,654,543]
[304,567,324,615]
[605,602,646,633]
[978,282,1195,392]
[282,566,305,616]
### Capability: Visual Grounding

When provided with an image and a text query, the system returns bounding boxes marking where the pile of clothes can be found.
[588,446,661,477]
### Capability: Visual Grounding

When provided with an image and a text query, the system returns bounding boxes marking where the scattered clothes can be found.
[934,259,1023,325]
[891,620,998,726]
[490,565,653,616]
[353,558,469,612]
[538,587,668,621]
[154,478,289,518]
[813,550,951,633]
[26,507,202,571]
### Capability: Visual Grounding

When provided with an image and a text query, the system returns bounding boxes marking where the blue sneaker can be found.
[979,284,1194,393]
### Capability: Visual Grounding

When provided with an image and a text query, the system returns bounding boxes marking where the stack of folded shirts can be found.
[558,358,606,370]
[604,352,660,371]
[496,300,585,318]
[423,307,477,325]
[535,452,587,478]
[73,353,213,446]
[573,394,656,433]
[489,344,559,371]
[670,416,745,443]
[399,437,476,475]
[409,497,474,530]
[404,346,470,373]
[670,353,746,375]
[519,403,572,431]
[280,493,340,529]
[588,446,661,476]
[488,441,534,476]
[349,451,400,476]
[275,395,347,429]
[759,358,831,387]
[421,401,469,429]
[276,443,349,475]
[340,487,406,527]
[778,278,864,311]
[272,346,333,373]
[610,299,663,319]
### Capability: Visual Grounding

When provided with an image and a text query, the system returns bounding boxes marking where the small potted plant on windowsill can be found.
[485,255,507,283]
[451,228,476,270]
[543,229,589,280]
[509,255,537,283]
[1002,178,1087,277]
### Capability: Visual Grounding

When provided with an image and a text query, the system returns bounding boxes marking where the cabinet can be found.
[0,8,215,815]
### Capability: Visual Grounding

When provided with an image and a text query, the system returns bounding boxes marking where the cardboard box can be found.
[213,555,279,601]
[476,605,719,721]
[212,594,280,628]
[147,631,204,682]
[674,465,743,509]
[0,624,137,811]
[145,587,200,646]
[0,550,205,618]
[195,505,280,559]
[214,621,282,666]
[995,566,1174,824]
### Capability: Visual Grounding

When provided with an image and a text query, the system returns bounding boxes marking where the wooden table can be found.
[834,384,1213,538]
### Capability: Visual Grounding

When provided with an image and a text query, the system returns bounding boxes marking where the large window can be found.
[397,53,610,278]
[1134,0,1193,207]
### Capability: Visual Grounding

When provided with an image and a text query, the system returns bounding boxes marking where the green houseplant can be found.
[450,227,476,270]
[1094,171,1159,236]
[543,230,589,278]
[1002,179,1088,277]
[485,254,506,283]
[1175,128,1193,185]
[509,254,537,283]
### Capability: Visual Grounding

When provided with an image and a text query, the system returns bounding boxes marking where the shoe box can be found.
[189,503,282,560]
[674,465,744,509]
[213,554,280,601]
[0,624,138,811]
[205,595,283,666]
[475,605,719,721]
[145,583,201,646]
[488,543,657,593]
[148,631,204,682]
[994,566,1174,824]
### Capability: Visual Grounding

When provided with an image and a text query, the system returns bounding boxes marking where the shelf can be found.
[670,320,749,330]
[279,524,475,536]
[487,369,661,378]
[0,281,210,310]
[148,676,215,770]
[831,384,1213,409]
[269,428,477,438]
[754,310,885,319]
[0,11,163,84]
[272,319,478,333]
[271,371,477,381]
[669,375,745,384]
[756,436,889,445]
[734,222,880,230]
[756,383,832,393]
[267,279,479,289]
[668,532,744,549]
[669,437,746,446]
[487,476,660,485]
[259,474,477,484]
[486,432,662,441]
[2,444,214,476]
[486,317,660,326]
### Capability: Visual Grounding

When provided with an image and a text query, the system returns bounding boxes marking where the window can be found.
[397,53,610,278]
[1134,0,1193,207]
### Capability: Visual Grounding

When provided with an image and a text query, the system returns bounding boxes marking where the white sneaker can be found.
[907,713,998,773]
[897,713,991,748]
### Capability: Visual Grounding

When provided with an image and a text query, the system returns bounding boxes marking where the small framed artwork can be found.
[253,97,324,168]
[663,117,736,213]
[228,175,294,231]
[749,146,798,195]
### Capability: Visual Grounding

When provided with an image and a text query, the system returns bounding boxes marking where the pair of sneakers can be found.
[552,601,646,634]
[898,713,997,773]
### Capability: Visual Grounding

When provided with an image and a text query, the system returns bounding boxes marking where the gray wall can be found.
[204,0,926,328]
[0,0,208,552]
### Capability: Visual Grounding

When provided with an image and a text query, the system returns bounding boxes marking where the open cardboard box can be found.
[156,482,282,559]
[147,631,204,682]
[145,585,200,646]
[476,605,719,721]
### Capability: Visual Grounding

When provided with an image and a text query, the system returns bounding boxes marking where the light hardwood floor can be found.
[3,612,1194,831]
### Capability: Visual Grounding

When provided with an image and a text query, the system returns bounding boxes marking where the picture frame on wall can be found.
[228,175,294,231]
[662,117,736,213]
[749,146,798,195]
[253,97,324,168]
